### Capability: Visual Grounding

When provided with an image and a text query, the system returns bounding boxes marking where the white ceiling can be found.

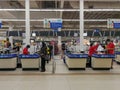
[0,0,120,32]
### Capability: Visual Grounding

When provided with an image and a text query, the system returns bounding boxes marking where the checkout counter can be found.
[19,54,40,70]
[0,54,17,70]
[92,54,115,70]
[115,51,120,64]
[65,54,88,70]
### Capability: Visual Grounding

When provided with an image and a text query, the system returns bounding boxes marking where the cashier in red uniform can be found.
[89,43,95,56]
[88,43,96,67]
[106,39,115,54]
[88,42,99,56]
[23,45,30,55]
[106,39,115,69]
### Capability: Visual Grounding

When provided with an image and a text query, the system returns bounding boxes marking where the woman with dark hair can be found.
[40,42,47,72]
[22,45,30,55]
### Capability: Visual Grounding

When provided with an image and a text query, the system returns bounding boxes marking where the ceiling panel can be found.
[30,11,60,19]
[0,0,120,32]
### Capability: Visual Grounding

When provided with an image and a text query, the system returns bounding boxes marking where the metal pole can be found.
[79,0,84,51]
[52,30,55,74]
[103,31,105,37]
[25,0,30,45]
[99,32,102,37]
[109,30,111,38]
[92,31,94,37]
[9,25,14,48]
[52,0,58,73]
[52,43,55,74]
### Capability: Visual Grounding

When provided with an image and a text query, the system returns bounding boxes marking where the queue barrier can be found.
[65,54,88,70]
[92,54,115,70]
[19,54,40,70]
[0,54,17,70]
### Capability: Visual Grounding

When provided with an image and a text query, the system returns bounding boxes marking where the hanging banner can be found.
[44,18,62,29]
[107,19,120,29]
[0,20,2,28]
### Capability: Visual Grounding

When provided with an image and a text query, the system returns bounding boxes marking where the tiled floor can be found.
[0,75,120,90]
[0,57,120,90]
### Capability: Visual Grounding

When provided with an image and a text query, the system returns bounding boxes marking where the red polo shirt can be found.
[23,47,29,55]
[106,42,115,54]
[88,46,96,56]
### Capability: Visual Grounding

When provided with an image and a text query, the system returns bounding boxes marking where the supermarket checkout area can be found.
[0,47,118,71]
[64,43,116,70]
[65,53,88,70]
[65,52,115,70]
[0,53,40,71]
[0,54,17,70]
[92,54,115,70]
[0,53,118,71]
[19,54,40,70]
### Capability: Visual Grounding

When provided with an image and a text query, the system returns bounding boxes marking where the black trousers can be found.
[87,56,92,67]
[49,53,52,60]
[41,57,46,71]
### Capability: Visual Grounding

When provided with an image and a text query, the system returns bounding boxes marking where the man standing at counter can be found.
[40,42,47,72]
[106,39,115,55]
[106,39,115,69]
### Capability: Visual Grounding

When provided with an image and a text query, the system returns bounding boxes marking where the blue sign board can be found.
[114,23,120,29]
[50,22,62,29]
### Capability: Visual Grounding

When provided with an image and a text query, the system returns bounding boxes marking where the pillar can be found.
[79,0,84,51]
[25,0,30,45]
[9,25,14,47]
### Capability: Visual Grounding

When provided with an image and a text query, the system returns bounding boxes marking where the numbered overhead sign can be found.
[44,19,62,29]
[107,19,120,29]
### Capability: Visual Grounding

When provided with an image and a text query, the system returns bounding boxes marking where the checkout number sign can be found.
[107,19,120,29]
[44,19,62,29]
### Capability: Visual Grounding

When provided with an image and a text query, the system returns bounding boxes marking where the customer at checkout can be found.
[4,38,11,54]
[40,42,47,72]
[22,45,30,55]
